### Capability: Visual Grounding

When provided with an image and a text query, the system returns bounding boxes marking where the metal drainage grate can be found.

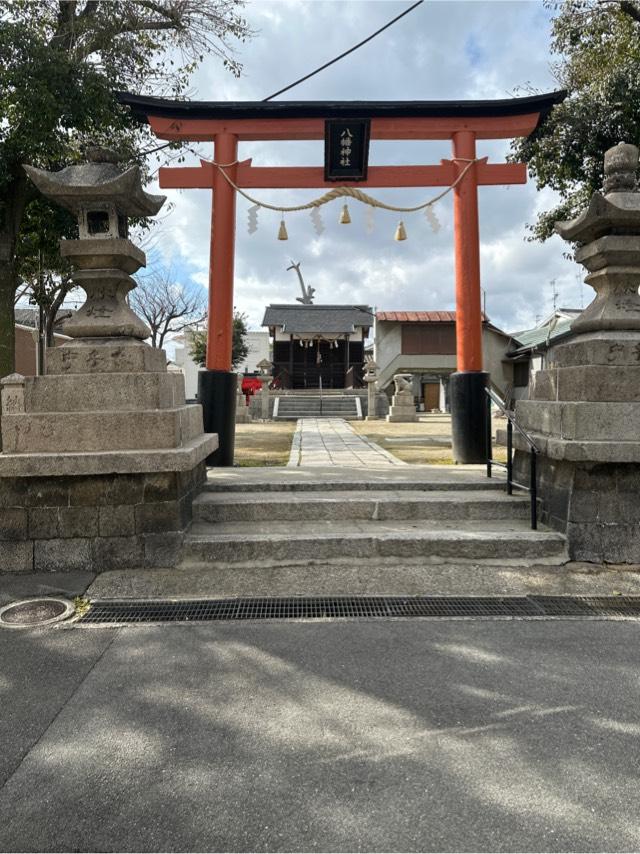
[74,595,640,625]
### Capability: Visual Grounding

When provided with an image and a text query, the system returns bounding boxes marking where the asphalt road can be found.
[1,617,640,852]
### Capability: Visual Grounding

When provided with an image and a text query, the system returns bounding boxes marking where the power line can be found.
[262,0,425,102]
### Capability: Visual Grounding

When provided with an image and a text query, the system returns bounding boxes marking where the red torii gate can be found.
[119,92,564,464]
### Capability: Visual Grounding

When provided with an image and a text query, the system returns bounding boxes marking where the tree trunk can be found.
[0,255,18,454]
[0,254,17,380]
[1,172,29,378]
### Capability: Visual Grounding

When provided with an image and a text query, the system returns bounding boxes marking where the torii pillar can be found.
[450,129,487,463]
[198,131,239,466]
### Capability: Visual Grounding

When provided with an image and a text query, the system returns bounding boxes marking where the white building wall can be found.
[240,331,270,373]
[172,329,270,400]
[172,339,203,401]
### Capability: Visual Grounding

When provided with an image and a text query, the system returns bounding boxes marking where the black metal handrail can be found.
[485,387,538,530]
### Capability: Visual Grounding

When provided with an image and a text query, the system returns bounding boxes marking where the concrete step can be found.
[275,415,361,421]
[277,406,359,412]
[278,408,358,413]
[278,414,360,418]
[276,395,360,419]
[202,469,507,494]
[182,519,566,567]
[192,489,530,523]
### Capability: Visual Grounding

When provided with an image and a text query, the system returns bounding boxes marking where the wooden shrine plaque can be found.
[324,119,371,182]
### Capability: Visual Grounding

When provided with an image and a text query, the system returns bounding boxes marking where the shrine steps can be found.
[274,395,361,420]
[177,469,567,575]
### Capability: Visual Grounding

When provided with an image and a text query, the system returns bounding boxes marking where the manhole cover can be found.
[0,598,74,629]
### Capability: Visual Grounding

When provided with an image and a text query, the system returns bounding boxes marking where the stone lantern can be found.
[507,142,640,562]
[256,358,273,420]
[23,147,163,341]
[0,149,217,573]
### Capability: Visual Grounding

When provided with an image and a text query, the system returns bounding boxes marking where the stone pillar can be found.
[507,142,640,562]
[235,374,252,423]
[256,358,273,421]
[386,373,417,423]
[363,358,380,420]
[260,380,270,420]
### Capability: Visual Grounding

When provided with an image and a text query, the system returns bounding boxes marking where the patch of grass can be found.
[234,422,296,467]
[72,596,91,617]
[351,417,508,465]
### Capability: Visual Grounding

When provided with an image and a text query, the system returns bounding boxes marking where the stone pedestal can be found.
[508,331,640,562]
[386,373,417,423]
[504,143,640,563]
[0,341,217,572]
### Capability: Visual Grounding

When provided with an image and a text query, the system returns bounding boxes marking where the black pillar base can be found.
[198,370,237,467]
[450,371,490,464]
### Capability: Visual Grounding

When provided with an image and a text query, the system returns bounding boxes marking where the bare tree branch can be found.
[130,268,207,348]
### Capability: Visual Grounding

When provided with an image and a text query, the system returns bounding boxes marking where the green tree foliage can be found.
[189,311,249,371]
[0,0,251,377]
[512,0,640,241]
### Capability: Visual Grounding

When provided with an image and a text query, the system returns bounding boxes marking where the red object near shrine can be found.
[241,376,263,396]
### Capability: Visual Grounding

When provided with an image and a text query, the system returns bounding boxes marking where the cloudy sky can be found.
[144,0,583,336]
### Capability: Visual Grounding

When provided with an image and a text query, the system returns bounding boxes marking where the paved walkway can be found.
[288,418,404,467]
[3,618,640,851]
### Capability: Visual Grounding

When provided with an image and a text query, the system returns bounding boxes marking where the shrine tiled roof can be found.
[376,311,488,323]
[262,304,373,335]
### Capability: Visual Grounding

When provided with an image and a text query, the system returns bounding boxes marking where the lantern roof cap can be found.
[555,143,640,244]
[22,152,165,217]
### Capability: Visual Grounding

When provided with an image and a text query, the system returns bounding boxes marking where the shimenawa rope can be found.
[206,157,483,215]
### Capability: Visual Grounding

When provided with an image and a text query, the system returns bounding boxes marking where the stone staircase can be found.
[179,469,567,574]
[275,395,361,420]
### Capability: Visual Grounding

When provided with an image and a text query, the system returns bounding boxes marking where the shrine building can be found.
[262,303,372,389]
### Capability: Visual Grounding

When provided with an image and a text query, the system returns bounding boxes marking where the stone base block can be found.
[550,331,640,368]
[516,400,640,442]
[386,399,417,423]
[46,339,167,375]
[513,450,640,563]
[2,404,203,453]
[17,371,186,413]
[0,462,207,572]
[531,364,640,402]
[386,413,418,423]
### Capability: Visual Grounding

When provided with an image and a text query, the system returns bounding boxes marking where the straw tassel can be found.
[339,204,351,224]
[277,218,288,240]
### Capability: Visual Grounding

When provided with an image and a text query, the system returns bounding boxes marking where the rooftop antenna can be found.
[550,277,559,312]
[287,260,316,305]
